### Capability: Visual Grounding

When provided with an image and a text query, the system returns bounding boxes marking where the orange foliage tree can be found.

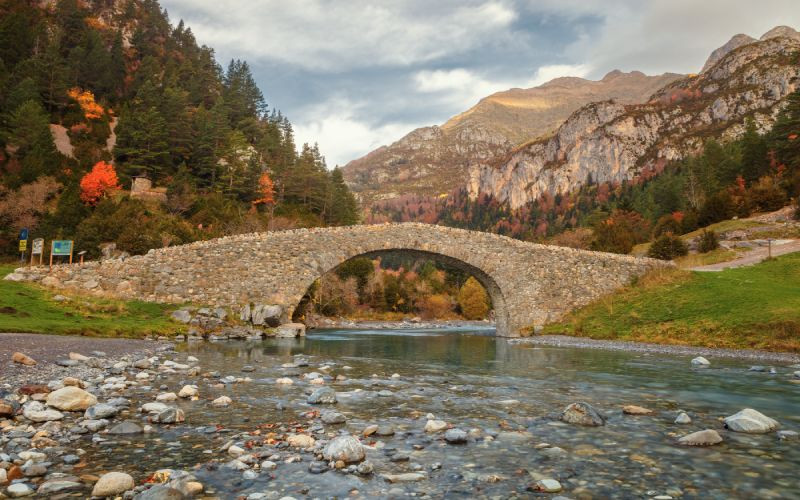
[68,87,104,120]
[80,161,120,205]
[252,172,275,206]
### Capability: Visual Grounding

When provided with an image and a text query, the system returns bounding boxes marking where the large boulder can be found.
[46,386,97,411]
[560,402,605,426]
[275,322,305,337]
[251,304,283,326]
[170,309,192,324]
[92,472,135,497]
[724,408,779,433]
[322,435,365,462]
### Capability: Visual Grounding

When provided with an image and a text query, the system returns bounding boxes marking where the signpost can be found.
[31,238,44,266]
[50,240,74,269]
[18,228,28,262]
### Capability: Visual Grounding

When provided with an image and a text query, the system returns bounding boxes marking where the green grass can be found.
[541,253,800,352]
[0,264,184,338]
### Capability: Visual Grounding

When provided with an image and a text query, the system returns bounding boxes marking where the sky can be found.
[159,0,800,167]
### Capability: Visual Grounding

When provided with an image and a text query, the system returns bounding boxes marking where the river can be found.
[83,326,800,499]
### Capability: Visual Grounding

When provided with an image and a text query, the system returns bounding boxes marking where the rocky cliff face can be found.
[342,71,682,205]
[470,31,800,209]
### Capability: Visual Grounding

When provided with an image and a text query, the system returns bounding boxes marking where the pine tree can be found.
[3,100,62,185]
[740,119,769,183]
[328,167,359,225]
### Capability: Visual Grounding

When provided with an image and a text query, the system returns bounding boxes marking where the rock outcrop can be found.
[470,30,800,209]
[342,71,682,205]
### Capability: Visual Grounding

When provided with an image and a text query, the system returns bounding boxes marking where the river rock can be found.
[22,401,63,422]
[777,430,798,440]
[134,485,186,499]
[287,434,315,448]
[724,408,779,433]
[425,419,448,432]
[322,435,365,462]
[109,421,144,434]
[156,392,178,402]
[85,403,119,419]
[691,356,710,367]
[275,377,293,384]
[381,472,427,482]
[534,479,562,492]
[92,472,135,497]
[36,479,82,495]
[307,387,337,404]
[212,396,232,407]
[142,402,169,414]
[46,387,97,411]
[12,352,36,366]
[675,412,692,424]
[560,402,605,426]
[357,461,374,474]
[83,418,109,431]
[0,400,16,417]
[154,408,185,424]
[623,405,654,415]
[68,351,89,361]
[178,385,198,398]
[445,428,468,444]
[275,323,306,337]
[679,429,723,446]
[321,411,346,424]
[6,483,34,497]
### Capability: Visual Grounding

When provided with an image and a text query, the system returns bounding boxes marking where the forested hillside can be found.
[0,0,358,258]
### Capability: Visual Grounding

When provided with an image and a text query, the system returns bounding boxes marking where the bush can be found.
[697,230,719,253]
[418,294,452,319]
[647,234,689,260]
[698,191,735,227]
[590,210,650,254]
[652,214,682,238]
[747,176,787,213]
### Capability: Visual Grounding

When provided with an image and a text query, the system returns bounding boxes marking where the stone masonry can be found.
[5,223,667,337]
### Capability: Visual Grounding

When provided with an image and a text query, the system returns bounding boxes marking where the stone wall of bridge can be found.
[6,223,667,336]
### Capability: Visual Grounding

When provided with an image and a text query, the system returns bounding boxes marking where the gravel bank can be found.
[0,332,160,383]
[511,335,800,363]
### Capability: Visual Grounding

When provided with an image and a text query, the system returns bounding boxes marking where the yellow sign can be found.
[19,240,27,252]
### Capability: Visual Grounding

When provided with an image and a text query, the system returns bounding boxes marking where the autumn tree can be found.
[457,276,490,320]
[80,161,120,205]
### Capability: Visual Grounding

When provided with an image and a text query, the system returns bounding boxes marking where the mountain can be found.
[471,27,800,209]
[342,71,682,205]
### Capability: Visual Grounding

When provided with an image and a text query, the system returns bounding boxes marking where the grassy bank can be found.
[541,253,800,352]
[0,264,182,338]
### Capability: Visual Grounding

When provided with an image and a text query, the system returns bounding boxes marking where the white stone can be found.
[178,385,198,398]
[287,434,315,448]
[424,419,448,432]
[536,479,562,492]
[212,396,232,407]
[691,356,710,367]
[6,483,34,497]
[156,392,178,402]
[674,412,692,424]
[91,472,135,497]
[724,408,779,433]
[46,387,97,411]
[275,377,294,385]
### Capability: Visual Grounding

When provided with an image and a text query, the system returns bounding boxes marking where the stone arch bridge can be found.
[8,223,665,337]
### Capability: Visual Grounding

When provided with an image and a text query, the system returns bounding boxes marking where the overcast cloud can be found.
[160,0,800,166]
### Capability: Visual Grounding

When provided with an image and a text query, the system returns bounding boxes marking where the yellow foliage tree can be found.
[457,276,490,320]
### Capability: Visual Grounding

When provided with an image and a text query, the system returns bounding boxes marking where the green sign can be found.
[52,240,73,256]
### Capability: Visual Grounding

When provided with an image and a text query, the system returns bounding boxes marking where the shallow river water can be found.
[84,327,800,499]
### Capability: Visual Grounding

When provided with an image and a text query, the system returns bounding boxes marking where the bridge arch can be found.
[288,248,509,334]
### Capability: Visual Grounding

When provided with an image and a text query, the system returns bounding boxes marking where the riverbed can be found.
[72,326,800,499]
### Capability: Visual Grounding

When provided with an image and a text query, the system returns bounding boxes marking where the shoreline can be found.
[511,334,800,364]
[310,318,496,330]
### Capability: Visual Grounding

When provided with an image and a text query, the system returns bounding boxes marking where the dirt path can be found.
[691,239,800,272]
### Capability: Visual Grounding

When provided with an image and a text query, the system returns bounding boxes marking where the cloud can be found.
[293,99,417,167]
[413,63,591,110]
[163,0,518,71]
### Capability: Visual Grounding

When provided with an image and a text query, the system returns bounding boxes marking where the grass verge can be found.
[541,253,800,352]
[0,264,183,338]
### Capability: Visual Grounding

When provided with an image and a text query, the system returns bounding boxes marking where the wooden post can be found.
[49,241,54,271]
